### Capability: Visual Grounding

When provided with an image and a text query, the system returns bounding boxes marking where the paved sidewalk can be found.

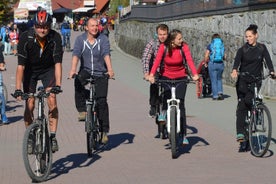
[0,30,276,184]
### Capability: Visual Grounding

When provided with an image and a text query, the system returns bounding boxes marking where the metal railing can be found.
[120,0,276,22]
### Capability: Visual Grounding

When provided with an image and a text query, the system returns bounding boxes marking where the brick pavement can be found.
[0,30,276,184]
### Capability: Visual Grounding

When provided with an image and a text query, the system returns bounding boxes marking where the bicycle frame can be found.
[166,86,181,134]
[157,78,189,134]
[85,77,98,133]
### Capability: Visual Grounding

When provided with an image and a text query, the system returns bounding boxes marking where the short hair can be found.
[156,24,169,33]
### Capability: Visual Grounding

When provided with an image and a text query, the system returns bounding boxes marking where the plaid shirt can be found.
[141,39,160,74]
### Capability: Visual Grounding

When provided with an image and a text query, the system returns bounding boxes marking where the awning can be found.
[72,7,95,13]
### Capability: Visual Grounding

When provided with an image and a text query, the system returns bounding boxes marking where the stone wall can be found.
[114,9,276,97]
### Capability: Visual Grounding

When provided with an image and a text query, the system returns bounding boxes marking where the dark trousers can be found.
[75,76,110,132]
[149,83,159,106]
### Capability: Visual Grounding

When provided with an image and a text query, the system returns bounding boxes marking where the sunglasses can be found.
[35,25,50,29]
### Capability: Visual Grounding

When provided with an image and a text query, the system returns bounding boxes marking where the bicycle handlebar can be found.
[239,72,276,81]
[155,78,194,84]
[11,87,62,100]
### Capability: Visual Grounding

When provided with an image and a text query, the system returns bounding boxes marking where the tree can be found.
[109,0,130,17]
[0,0,13,24]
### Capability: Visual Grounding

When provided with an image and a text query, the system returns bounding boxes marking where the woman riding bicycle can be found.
[148,29,199,145]
[231,24,275,151]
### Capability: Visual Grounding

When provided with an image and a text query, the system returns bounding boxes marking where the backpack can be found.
[209,38,224,62]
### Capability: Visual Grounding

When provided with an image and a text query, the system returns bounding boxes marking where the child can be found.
[0,42,9,125]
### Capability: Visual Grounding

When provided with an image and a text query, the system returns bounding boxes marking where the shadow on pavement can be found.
[50,153,101,180]
[105,132,135,151]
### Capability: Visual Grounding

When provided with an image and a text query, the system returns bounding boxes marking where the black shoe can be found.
[149,106,156,117]
[212,98,218,100]
[218,94,224,100]
[51,137,59,153]
[238,141,250,152]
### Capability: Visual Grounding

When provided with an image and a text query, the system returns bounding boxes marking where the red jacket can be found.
[150,43,197,79]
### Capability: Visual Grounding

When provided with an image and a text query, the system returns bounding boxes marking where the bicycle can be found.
[12,86,62,182]
[73,73,112,157]
[240,72,275,157]
[156,78,191,159]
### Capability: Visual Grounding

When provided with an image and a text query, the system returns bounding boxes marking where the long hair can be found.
[165,29,186,57]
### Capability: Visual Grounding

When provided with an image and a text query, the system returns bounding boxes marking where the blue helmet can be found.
[100,17,107,25]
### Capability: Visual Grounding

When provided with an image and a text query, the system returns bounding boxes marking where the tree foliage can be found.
[0,0,13,24]
[109,0,130,17]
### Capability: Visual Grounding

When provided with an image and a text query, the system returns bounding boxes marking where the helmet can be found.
[100,17,107,25]
[34,9,52,26]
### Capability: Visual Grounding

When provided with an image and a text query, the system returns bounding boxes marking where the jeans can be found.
[4,42,11,55]
[62,32,71,48]
[208,62,224,98]
[0,72,7,122]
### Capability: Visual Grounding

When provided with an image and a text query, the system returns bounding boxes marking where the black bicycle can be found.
[12,86,62,182]
[74,73,112,157]
[240,73,274,157]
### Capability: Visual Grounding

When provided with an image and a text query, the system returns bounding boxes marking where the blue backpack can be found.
[210,38,224,62]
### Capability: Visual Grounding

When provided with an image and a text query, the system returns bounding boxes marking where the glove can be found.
[50,86,62,94]
[12,89,23,98]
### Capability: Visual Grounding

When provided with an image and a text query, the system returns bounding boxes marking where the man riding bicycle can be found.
[60,20,71,51]
[13,8,63,153]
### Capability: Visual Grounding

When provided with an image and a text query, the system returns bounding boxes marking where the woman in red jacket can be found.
[148,29,199,145]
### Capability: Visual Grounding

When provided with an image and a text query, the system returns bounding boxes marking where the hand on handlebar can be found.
[50,85,62,94]
[11,89,24,101]
[148,75,155,84]
[192,74,199,81]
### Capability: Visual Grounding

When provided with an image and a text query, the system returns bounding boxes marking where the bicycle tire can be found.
[249,104,272,157]
[170,106,178,159]
[22,121,52,182]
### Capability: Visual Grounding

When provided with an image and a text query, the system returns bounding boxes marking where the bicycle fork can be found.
[166,87,181,134]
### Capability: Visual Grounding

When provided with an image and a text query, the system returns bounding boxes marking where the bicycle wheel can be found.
[170,106,178,159]
[249,104,272,157]
[22,121,52,182]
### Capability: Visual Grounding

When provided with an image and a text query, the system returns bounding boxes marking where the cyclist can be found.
[231,24,275,151]
[142,24,169,118]
[60,20,71,51]
[148,29,199,145]
[68,18,114,144]
[13,8,63,152]
[99,17,109,38]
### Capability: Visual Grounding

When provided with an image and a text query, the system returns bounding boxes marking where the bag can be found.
[210,38,224,62]
[77,70,90,86]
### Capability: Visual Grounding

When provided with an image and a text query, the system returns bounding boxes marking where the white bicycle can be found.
[156,78,191,159]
